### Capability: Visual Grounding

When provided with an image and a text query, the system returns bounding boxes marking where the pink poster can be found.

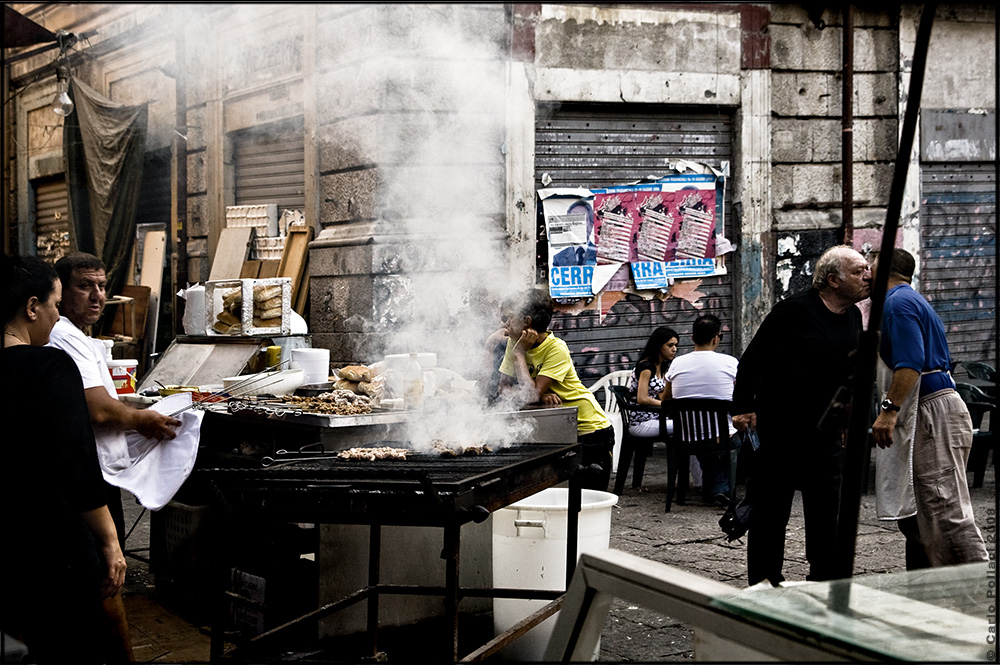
[638,183,718,263]
[593,190,642,264]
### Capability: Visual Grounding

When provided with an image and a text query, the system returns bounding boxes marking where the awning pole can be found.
[831,2,937,608]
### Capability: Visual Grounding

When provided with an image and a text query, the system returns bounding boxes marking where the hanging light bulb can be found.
[51,65,74,117]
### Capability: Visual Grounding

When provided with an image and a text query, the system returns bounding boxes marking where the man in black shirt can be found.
[733,245,871,586]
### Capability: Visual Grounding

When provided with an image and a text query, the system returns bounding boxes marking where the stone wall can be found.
[769,4,899,298]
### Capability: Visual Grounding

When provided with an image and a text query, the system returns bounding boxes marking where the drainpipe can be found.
[841,4,854,246]
[831,2,936,601]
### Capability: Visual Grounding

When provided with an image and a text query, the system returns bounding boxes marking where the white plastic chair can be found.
[587,370,632,470]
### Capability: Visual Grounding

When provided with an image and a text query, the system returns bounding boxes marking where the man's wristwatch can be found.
[880,398,901,413]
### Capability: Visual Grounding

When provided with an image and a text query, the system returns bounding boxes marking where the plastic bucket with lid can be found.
[492,487,618,661]
[107,359,138,395]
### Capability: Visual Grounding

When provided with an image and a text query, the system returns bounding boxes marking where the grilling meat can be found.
[432,440,493,457]
[337,446,409,461]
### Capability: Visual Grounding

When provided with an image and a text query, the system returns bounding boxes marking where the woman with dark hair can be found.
[627,326,679,437]
[1,253,127,663]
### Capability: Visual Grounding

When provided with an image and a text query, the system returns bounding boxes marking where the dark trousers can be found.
[579,426,615,492]
[746,434,843,586]
[105,481,126,550]
[897,515,932,570]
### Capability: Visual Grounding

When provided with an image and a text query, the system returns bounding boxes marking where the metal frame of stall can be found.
[201,444,591,663]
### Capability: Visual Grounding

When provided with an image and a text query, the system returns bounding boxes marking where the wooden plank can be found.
[294,272,309,316]
[278,225,313,304]
[258,260,281,279]
[208,227,255,281]
[139,230,166,357]
[240,260,262,279]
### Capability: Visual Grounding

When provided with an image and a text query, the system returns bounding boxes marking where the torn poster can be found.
[539,188,599,298]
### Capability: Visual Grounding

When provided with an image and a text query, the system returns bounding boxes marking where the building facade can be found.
[3,3,996,372]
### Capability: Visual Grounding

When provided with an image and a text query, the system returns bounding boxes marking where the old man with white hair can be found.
[732,245,872,586]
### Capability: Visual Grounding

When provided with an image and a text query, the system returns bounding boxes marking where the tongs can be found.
[261,443,338,467]
[166,359,294,417]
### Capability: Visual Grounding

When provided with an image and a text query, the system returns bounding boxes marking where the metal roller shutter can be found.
[919,162,996,368]
[535,103,735,385]
[232,117,306,217]
[34,176,70,262]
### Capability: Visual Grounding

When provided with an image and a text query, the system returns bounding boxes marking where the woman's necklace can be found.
[4,330,28,345]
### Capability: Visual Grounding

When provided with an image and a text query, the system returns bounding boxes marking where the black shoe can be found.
[712,493,729,508]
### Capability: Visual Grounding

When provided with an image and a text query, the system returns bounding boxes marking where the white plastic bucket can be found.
[290,348,330,385]
[107,359,138,395]
[493,488,618,661]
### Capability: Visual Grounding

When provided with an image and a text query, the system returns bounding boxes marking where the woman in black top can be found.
[1,254,126,662]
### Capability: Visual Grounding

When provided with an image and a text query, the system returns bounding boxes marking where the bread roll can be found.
[334,379,361,393]
[257,295,282,311]
[213,320,239,334]
[254,306,283,320]
[339,365,372,382]
[217,310,240,327]
[222,288,242,309]
[358,381,380,397]
[253,284,282,302]
[252,316,282,328]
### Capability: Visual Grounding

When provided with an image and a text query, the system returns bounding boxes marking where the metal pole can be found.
[831,2,937,601]
[842,3,855,246]
[172,6,188,341]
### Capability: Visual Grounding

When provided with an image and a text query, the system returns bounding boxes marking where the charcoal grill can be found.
[198,442,589,662]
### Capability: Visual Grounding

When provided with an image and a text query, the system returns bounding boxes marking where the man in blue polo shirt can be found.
[871,248,988,568]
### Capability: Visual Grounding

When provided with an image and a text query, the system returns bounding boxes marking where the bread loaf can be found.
[222,288,242,309]
[216,310,240,327]
[358,381,379,397]
[213,320,239,334]
[333,379,361,393]
[339,365,372,382]
[254,306,283,320]
[252,316,282,328]
[257,295,282,311]
[253,284,282,302]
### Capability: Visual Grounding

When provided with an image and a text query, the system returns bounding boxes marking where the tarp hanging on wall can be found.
[63,77,148,298]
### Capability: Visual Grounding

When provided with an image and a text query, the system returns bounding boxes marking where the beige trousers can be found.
[912,389,989,566]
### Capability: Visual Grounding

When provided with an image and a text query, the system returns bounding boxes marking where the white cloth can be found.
[120,393,202,510]
[48,317,201,509]
[48,317,129,474]
[666,350,739,436]
[874,358,919,521]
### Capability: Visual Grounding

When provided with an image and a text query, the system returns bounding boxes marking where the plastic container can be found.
[107,359,139,395]
[493,488,619,661]
[403,353,424,408]
[290,348,330,385]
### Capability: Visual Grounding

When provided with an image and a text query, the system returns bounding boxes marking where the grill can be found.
[200,443,580,526]
[197,441,588,662]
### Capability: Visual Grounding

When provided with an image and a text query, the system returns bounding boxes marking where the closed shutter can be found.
[232,117,306,218]
[535,103,735,385]
[34,176,70,262]
[920,163,996,368]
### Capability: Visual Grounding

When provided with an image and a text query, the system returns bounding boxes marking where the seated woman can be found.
[627,326,678,438]
[620,327,679,488]
[1,254,127,663]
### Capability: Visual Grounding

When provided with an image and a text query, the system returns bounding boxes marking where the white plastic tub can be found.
[493,487,618,661]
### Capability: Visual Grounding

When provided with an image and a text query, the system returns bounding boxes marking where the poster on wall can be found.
[539,166,731,299]
[538,188,598,298]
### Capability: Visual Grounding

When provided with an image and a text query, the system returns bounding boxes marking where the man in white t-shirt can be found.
[48,252,180,661]
[664,314,739,506]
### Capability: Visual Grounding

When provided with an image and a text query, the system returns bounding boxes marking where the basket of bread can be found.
[206,278,291,336]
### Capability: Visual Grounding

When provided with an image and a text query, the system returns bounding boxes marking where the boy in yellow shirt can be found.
[499,289,615,491]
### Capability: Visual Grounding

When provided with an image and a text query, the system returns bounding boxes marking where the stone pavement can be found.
[118,444,996,662]
[599,443,997,662]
